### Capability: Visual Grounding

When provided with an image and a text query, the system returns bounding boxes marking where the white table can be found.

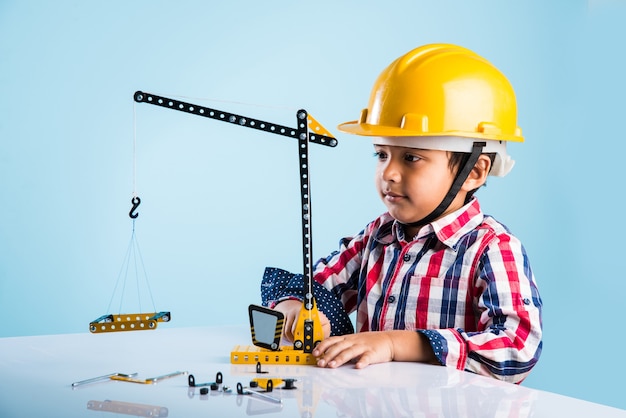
[0,325,623,417]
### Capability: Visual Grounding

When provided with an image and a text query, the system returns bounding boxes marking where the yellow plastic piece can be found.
[252,377,284,390]
[89,312,170,333]
[230,345,318,365]
[235,300,324,366]
[110,371,186,384]
[338,43,523,143]
[292,299,324,354]
[307,114,333,138]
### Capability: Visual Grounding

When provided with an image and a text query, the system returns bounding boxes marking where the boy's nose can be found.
[381,160,401,182]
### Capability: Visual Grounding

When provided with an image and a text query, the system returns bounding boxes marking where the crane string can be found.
[158,92,296,112]
[132,102,137,198]
[105,102,157,314]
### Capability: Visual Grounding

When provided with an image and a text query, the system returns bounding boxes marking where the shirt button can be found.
[403,254,411,262]
[523,298,531,305]
[387,295,396,303]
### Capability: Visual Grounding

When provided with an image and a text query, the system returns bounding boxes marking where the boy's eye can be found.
[404,154,421,162]
[373,151,387,160]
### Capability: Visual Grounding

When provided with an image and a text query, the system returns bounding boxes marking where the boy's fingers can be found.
[314,337,362,368]
[355,352,375,369]
[312,336,337,356]
[282,317,295,342]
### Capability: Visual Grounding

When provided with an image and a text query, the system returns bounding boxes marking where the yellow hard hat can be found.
[338,43,522,176]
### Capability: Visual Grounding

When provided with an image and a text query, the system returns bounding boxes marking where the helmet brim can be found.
[337,121,524,143]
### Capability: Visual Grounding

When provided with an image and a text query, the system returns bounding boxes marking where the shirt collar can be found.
[430,198,484,249]
[375,198,484,248]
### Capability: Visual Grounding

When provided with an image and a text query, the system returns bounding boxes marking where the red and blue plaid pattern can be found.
[264,198,542,383]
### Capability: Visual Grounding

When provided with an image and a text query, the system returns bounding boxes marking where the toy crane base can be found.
[89,311,170,333]
[230,345,318,366]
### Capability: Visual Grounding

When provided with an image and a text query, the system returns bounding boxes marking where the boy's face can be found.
[374,144,463,227]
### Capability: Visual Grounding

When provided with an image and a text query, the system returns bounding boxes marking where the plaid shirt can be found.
[311,198,542,384]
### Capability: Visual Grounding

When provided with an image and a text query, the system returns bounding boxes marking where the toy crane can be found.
[132,91,337,364]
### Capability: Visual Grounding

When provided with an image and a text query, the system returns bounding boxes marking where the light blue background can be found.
[2,0,625,411]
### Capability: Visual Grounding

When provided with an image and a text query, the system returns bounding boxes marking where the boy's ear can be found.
[462,155,491,191]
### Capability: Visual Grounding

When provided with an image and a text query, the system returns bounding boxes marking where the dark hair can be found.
[448,151,496,203]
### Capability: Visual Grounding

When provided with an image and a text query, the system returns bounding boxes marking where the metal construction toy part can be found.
[188,372,223,388]
[248,304,284,351]
[251,377,297,391]
[89,312,171,334]
[110,371,187,384]
[128,196,141,219]
[72,372,138,387]
[133,90,338,365]
[236,382,282,404]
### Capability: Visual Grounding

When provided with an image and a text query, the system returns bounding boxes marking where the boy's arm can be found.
[261,226,373,337]
[420,235,543,384]
[260,267,354,337]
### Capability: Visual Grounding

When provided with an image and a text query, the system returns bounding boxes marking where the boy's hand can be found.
[273,299,331,343]
[312,330,437,369]
[312,331,393,369]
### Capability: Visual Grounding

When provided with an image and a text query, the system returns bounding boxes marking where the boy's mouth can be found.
[384,190,405,202]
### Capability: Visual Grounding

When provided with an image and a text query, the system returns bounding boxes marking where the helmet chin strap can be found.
[401,142,486,228]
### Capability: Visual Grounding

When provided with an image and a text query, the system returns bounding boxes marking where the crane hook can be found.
[129,196,141,219]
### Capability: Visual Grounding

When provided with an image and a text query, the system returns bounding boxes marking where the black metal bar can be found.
[296,109,314,312]
[133,91,337,147]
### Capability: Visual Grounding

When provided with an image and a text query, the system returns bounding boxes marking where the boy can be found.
[261,44,542,384]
